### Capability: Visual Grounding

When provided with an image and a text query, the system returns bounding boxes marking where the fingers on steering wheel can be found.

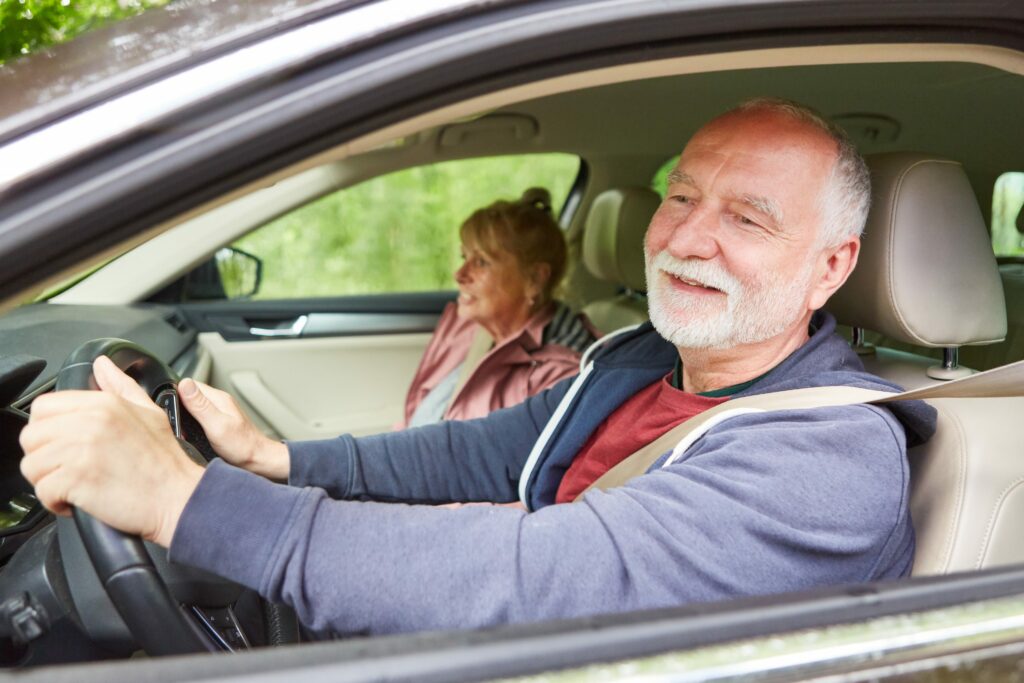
[27,459,73,516]
[93,356,158,408]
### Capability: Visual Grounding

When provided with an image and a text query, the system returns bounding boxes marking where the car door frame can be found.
[3,0,1024,679]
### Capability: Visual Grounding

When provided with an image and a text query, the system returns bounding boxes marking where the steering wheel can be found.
[54,338,294,655]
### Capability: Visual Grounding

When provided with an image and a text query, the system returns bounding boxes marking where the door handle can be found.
[248,315,308,338]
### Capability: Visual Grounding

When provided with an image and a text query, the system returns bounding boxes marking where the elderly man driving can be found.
[20,98,936,636]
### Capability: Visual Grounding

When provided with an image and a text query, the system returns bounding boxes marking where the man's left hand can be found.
[19,356,204,547]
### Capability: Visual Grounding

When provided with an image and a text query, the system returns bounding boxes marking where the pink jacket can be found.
[402,302,598,427]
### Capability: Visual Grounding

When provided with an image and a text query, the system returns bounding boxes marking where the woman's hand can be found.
[20,356,203,547]
[177,378,289,481]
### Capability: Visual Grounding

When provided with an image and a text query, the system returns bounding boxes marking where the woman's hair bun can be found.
[519,187,552,214]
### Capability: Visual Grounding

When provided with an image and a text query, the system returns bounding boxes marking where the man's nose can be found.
[665,205,720,260]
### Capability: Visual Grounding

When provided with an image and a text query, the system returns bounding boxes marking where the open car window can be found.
[159,154,580,303]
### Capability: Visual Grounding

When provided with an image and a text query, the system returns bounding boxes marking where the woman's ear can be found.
[531,263,552,299]
[534,262,552,286]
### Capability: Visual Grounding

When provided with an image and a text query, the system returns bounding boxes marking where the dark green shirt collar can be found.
[671,357,768,397]
[669,322,817,396]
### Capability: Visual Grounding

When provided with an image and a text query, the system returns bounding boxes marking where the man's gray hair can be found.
[734,97,871,247]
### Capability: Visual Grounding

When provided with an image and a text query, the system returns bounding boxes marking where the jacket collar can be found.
[490,301,559,358]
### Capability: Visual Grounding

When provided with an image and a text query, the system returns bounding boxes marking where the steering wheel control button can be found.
[190,606,250,651]
[0,593,49,645]
[155,388,181,438]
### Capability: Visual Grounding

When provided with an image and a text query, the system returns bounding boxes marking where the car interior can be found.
[1,30,1024,672]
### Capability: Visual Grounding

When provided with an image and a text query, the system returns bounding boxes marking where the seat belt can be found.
[577,357,1024,500]
[447,327,493,411]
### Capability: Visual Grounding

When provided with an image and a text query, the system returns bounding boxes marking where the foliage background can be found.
[0,0,168,64]
[991,173,1024,257]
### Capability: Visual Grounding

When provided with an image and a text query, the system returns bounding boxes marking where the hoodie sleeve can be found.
[169,402,912,637]
[286,376,574,503]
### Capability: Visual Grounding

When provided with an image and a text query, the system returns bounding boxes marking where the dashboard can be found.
[0,303,199,403]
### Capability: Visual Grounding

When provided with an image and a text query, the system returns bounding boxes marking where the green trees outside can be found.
[0,0,168,64]
[234,155,581,300]
[992,173,1024,257]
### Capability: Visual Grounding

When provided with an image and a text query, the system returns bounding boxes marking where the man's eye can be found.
[672,195,692,205]
[736,214,760,227]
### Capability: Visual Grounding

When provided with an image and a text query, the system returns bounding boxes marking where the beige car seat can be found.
[957,262,1024,371]
[580,188,660,333]
[829,152,1021,575]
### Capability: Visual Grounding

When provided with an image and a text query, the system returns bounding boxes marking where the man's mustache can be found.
[647,251,740,297]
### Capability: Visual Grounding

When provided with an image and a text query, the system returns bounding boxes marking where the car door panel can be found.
[179,292,450,438]
[199,331,432,438]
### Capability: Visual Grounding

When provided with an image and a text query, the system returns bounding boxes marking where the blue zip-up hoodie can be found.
[170,312,936,636]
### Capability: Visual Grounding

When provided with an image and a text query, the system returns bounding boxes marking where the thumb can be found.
[92,356,155,408]
[178,378,221,420]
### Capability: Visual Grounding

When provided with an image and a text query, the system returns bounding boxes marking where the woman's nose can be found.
[454,262,470,283]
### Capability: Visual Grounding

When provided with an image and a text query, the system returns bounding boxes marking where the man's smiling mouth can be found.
[669,273,724,293]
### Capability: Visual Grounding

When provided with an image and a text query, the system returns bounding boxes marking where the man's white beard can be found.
[644,249,814,350]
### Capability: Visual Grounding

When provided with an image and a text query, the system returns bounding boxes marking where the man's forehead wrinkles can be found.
[668,164,786,226]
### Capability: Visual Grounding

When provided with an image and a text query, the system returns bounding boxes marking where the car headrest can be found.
[582,188,660,292]
[829,152,1006,348]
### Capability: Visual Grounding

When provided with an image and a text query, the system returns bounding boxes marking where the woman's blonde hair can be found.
[459,187,567,302]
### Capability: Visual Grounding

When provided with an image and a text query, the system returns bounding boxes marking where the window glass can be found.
[232,154,580,300]
[651,155,680,197]
[992,172,1024,257]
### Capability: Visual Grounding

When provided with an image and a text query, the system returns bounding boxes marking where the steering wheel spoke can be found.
[190,604,252,651]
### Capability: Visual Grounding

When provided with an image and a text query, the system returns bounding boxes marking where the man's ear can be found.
[808,237,859,311]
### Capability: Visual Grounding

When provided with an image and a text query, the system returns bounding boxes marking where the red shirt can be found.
[554,374,729,503]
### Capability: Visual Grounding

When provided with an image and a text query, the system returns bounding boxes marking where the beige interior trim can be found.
[52,165,352,305]
[13,42,1024,310]
[199,330,431,439]
[191,345,212,384]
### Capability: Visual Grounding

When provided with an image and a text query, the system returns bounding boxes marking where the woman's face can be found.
[454,240,536,340]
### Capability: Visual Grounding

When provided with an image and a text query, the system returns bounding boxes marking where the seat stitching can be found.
[974,476,1024,569]
[930,403,968,573]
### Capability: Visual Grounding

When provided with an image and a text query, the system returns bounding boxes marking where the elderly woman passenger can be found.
[402,188,598,428]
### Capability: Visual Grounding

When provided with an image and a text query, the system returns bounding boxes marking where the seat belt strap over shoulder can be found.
[576,358,1024,500]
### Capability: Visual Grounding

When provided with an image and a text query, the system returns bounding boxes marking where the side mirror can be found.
[214,247,262,300]
[149,247,263,303]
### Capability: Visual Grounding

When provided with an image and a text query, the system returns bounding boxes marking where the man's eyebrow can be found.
[740,193,783,226]
[666,169,696,186]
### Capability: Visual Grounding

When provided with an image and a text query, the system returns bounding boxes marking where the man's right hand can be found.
[177,378,290,481]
